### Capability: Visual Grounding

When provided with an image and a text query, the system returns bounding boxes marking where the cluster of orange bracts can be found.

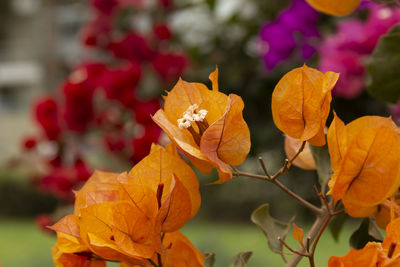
[329,218,400,266]
[274,65,400,228]
[273,65,400,265]
[50,69,251,266]
[51,144,203,267]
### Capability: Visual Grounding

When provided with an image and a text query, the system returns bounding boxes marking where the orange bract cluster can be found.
[50,144,203,267]
[152,69,251,184]
[329,218,400,266]
[272,65,339,147]
[327,114,400,219]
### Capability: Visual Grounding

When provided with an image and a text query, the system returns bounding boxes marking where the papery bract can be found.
[152,69,251,183]
[306,0,361,16]
[329,218,400,266]
[284,135,316,170]
[327,114,400,217]
[128,143,200,219]
[272,65,339,146]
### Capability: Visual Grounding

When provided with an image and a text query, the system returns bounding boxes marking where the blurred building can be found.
[0,0,86,161]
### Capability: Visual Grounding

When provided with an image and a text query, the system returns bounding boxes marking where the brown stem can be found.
[279,237,309,257]
[157,253,163,267]
[285,214,326,267]
[148,259,158,267]
[272,179,322,215]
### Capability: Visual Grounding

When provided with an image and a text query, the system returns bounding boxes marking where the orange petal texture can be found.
[157,175,192,232]
[329,218,400,267]
[272,65,339,146]
[52,156,202,266]
[306,0,361,16]
[161,232,205,267]
[284,135,316,170]
[376,199,400,230]
[200,94,250,183]
[328,242,382,267]
[74,170,121,215]
[327,114,400,217]
[152,68,250,183]
[128,143,200,218]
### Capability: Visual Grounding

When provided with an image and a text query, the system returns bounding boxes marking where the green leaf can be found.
[310,144,331,191]
[349,218,383,249]
[329,210,347,242]
[203,252,216,267]
[251,203,294,254]
[367,24,400,103]
[230,251,252,267]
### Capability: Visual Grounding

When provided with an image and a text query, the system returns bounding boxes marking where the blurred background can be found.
[0,0,397,266]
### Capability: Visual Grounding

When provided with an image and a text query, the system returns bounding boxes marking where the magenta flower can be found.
[259,0,319,70]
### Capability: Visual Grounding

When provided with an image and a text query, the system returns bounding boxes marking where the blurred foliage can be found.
[0,168,58,217]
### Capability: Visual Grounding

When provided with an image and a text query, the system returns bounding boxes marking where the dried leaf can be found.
[350,218,382,249]
[230,251,252,267]
[203,252,216,267]
[251,203,293,254]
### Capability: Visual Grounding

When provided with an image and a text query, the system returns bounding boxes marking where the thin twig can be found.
[157,253,163,267]
[148,259,158,267]
[272,179,322,215]
[258,157,271,178]
[306,237,311,253]
[278,237,309,257]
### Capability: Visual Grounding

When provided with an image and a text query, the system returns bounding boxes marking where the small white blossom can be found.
[178,104,208,128]
[178,118,192,129]
[193,109,208,122]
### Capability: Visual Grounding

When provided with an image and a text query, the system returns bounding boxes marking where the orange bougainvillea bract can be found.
[152,68,251,184]
[329,218,400,267]
[327,113,400,217]
[284,135,316,170]
[272,65,339,146]
[50,143,203,267]
[306,0,361,16]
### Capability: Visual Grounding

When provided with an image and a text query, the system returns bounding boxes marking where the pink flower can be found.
[318,4,400,99]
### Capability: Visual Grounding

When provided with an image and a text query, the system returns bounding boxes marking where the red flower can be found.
[74,158,91,183]
[81,16,112,48]
[134,99,160,124]
[130,124,161,163]
[40,167,75,201]
[91,0,119,15]
[22,136,37,150]
[153,23,172,41]
[152,52,187,84]
[34,97,61,140]
[35,214,55,234]
[109,33,153,62]
[100,63,141,108]
[104,134,127,152]
[62,80,94,133]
